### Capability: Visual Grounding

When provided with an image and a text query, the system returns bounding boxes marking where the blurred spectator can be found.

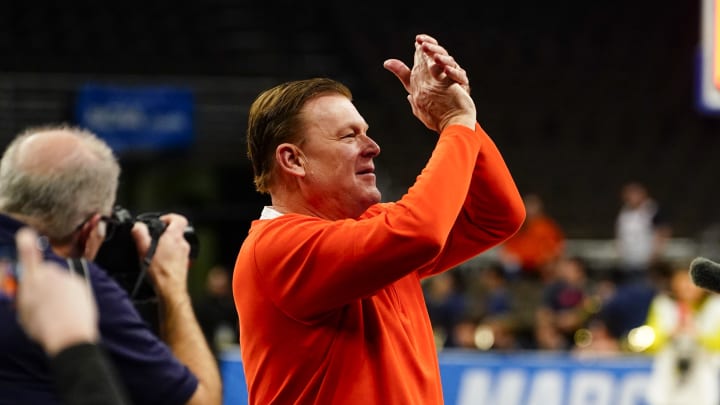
[476,263,512,318]
[193,265,239,357]
[573,317,621,355]
[424,270,468,349]
[594,260,671,350]
[450,315,482,350]
[643,262,720,405]
[464,261,544,350]
[535,256,593,350]
[464,263,519,351]
[499,193,565,281]
[614,181,672,285]
[570,271,622,354]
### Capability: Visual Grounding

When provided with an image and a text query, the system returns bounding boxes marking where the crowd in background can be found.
[422,182,717,357]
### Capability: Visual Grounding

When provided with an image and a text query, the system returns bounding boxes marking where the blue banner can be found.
[221,351,249,405]
[219,350,653,405]
[75,84,194,153]
[439,351,651,405]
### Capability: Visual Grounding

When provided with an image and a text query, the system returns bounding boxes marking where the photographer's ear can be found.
[77,214,103,260]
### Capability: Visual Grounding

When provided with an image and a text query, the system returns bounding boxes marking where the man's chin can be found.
[367,189,382,204]
[354,191,381,214]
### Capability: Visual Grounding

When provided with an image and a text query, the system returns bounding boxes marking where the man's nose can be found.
[361,134,380,157]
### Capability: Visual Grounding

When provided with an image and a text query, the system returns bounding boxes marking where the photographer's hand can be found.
[131,214,222,405]
[132,214,191,301]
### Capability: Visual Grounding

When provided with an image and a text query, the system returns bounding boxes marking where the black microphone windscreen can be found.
[689,257,720,293]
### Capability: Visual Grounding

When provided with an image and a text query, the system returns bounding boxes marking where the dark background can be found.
[0,0,715,291]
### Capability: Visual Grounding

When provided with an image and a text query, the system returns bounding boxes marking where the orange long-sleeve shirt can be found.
[233,124,524,404]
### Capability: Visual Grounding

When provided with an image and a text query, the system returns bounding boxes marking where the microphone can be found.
[689,257,720,293]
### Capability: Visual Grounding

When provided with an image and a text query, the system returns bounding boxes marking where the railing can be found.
[463,238,703,272]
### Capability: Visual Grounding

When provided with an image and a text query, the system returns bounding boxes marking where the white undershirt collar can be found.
[259,206,284,220]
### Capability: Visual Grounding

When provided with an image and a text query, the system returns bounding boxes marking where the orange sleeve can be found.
[247,124,493,320]
[419,123,525,277]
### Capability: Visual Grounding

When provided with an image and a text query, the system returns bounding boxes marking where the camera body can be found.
[94,206,199,301]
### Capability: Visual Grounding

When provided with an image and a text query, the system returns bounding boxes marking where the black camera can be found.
[94,206,199,302]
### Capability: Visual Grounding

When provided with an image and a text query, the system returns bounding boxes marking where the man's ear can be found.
[275,143,306,177]
[75,213,101,258]
[77,214,99,240]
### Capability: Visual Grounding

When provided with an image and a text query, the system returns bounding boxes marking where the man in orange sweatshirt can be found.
[233,33,525,404]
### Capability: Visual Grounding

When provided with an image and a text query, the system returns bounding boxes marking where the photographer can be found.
[0,126,221,405]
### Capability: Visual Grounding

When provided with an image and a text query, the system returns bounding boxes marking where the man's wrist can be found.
[439,114,476,132]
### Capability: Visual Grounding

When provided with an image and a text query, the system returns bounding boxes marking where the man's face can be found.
[296,94,381,219]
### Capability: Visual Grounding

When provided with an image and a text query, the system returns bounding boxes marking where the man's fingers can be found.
[429,62,447,81]
[419,41,469,90]
[131,221,151,257]
[416,34,439,46]
[434,54,458,69]
[16,228,41,277]
[421,42,449,59]
[430,52,470,94]
[444,65,471,94]
[159,213,189,236]
[383,59,412,93]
